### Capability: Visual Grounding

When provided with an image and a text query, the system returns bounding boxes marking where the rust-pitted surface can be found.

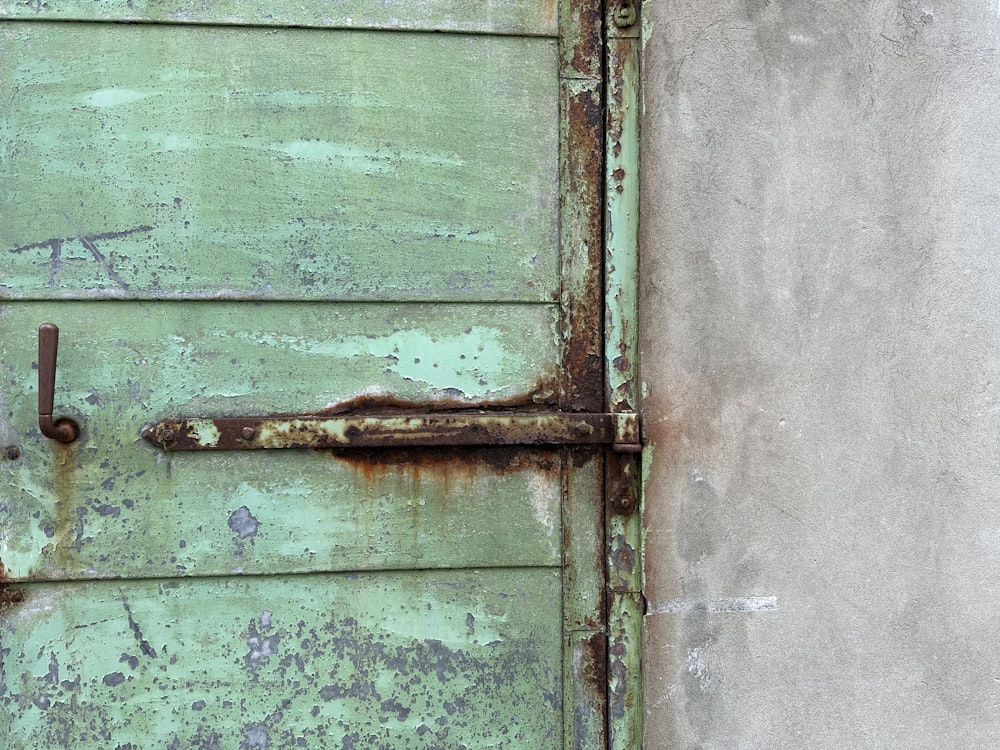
[0,584,26,610]
[560,0,603,79]
[606,0,640,39]
[569,630,608,749]
[142,413,620,451]
[560,80,606,413]
[0,560,26,610]
[583,629,609,692]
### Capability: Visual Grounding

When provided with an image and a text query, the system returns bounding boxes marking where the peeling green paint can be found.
[0,1,611,746]
[0,0,559,36]
[606,1,644,746]
[1,24,559,301]
[2,571,563,749]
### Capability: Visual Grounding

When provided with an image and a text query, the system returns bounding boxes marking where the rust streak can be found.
[0,560,27,611]
[52,441,78,570]
[582,630,608,694]
[319,385,560,416]
[329,446,559,478]
[563,0,603,79]
[561,85,605,412]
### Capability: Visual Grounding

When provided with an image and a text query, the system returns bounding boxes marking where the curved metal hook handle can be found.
[38,323,80,443]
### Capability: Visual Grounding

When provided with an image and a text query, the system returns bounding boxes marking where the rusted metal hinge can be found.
[142,412,641,452]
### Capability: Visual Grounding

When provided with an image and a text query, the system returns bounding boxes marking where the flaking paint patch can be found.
[1,572,562,747]
[228,507,260,540]
[241,722,269,749]
[230,327,523,398]
[80,88,153,107]
[186,420,220,448]
[244,612,280,676]
[527,472,558,551]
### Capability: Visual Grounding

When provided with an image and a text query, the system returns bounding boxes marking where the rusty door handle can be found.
[37,323,80,443]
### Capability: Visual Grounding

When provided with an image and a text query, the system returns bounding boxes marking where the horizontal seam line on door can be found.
[9,564,564,587]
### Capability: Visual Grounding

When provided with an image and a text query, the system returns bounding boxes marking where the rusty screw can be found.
[161,429,175,443]
[242,426,255,440]
[2,445,20,461]
[614,2,636,28]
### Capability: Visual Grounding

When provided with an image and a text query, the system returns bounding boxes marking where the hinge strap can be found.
[142,413,642,452]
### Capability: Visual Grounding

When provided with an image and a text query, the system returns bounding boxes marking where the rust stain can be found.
[146,410,615,452]
[610,534,636,574]
[565,0,603,79]
[582,630,608,693]
[316,384,559,417]
[0,559,26,610]
[605,450,640,517]
[608,628,629,720]
[330,446,559,478]
[561,86,605,412]
[52,441,77,570]
[569,445,599,470]
[540,0,557,35]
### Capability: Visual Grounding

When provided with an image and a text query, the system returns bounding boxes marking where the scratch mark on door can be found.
[60,211,132,290]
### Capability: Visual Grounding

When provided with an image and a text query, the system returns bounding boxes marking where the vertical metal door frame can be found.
[605,0,643,745]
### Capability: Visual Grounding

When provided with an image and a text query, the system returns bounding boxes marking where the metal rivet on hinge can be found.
[614,0,637,28]
[241,426,255,440]
[610,455,640,514]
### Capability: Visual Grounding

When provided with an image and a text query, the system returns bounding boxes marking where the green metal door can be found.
[0,0,639,746]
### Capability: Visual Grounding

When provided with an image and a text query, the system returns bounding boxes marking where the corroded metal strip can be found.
[560,78,605,413]
[606,35,640,416]
[608,592,644,748]
[560,0,603,79]
[562,450,607,748]
[605,9,644,748]
[142,413,630,451]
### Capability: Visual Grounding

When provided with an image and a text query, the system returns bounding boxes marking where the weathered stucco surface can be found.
[641,1,1000,746]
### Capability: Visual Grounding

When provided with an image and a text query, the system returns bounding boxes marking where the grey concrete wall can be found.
[640,1,1000,747]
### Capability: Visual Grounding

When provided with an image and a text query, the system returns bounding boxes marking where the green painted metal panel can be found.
[1,441,565,580]
[0,0,558,36]
[0,569,563,748]
[0,302,561,581]
[0,302,560,417]
[0,0,613,744]
[1,24,559,301]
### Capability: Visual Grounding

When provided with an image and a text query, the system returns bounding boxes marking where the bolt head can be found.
[161,429,175,443]
[242,426,255,439]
